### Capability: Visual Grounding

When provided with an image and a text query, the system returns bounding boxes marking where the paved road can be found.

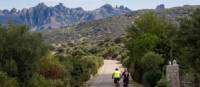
[88,60,133,87]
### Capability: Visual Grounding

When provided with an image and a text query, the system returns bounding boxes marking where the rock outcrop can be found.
[0,3,131,31]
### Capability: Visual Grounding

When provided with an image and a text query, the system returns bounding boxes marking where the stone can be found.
[166,61,180,87]
[156,4,165,10]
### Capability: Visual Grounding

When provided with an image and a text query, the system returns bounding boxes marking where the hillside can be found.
[43,5,200,43]
[0,3,130,31]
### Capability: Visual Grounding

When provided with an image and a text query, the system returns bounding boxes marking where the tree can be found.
[0,24,48,87]
[174,9,200,87]
[141,52,164,87]
[124,11,176,83]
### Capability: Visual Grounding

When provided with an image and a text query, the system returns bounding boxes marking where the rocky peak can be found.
[36,3,47,8]
[74,7,84,11]
[58,3,64,6]
[118,5,131,11]
[54,3,67,12]
[101,4,114,11]
[55,3,65,9]
[0,3,131,31]
[2,9,9,14]
[101,4,113,8]
[156,4,165,10]
[119,5,125,9]
[21,8,28,13]
[10,8,17,14]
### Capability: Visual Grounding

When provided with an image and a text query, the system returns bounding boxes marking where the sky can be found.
[0,0,200,11]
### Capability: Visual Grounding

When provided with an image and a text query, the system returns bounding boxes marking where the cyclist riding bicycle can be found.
[122,68,129,87]
[112,68,122,87]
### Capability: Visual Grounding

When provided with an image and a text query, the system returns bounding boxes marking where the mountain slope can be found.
[0,3,131,31]
[43,5,200,43]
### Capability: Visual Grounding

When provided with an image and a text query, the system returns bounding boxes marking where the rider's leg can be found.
[114,78,120,87]
[117,78,120,87]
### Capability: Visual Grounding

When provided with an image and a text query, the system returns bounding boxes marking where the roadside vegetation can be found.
[123,9,200,87]
[0,23,127,87]
[0,24,105,87]
[1,8,200,87]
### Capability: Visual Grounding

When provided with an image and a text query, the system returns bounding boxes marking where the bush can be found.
[81,55,103,75]
[143,70,162,87]
[156,78,169,87]
[0,59,18,76]
[0,24,48,87]
[0,71,19,87]
[34,74,53,87]
[51,79,64,87]
[70,60,85,87]
[39,53,65,79]
[141,51,164,70]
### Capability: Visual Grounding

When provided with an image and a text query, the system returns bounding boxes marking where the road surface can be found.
[87,60,139,87]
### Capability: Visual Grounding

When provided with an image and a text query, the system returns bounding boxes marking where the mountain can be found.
[156,4,165,11]
[42,5,200,43]
[0,3,131,31]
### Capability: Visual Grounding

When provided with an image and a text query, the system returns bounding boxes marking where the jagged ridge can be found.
[42,5,200,43]
[0,3,131,31]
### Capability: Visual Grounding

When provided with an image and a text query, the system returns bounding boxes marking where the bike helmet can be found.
[115,68,119,71]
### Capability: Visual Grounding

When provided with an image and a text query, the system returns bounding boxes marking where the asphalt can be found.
[87,60,135,87]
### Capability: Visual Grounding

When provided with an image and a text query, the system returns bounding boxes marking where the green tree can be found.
[0,24,48,87]
[141,52,164,87]
[174,9,200,87]
[124,11,175,83]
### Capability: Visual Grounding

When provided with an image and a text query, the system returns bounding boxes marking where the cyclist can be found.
[122,68,129,87]
[112,68,122,87]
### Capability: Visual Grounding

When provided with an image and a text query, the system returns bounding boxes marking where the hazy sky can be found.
[0,0,200,10]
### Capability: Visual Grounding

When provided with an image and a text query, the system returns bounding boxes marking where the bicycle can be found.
[114,78,120,87]
[123,79,128,87]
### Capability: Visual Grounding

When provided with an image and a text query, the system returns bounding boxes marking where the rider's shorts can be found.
[114,78,120,83]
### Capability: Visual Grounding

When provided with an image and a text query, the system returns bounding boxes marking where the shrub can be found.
[51,79,64,87]
[34,74,53,87]
[143,70,162,87]
[39,53,65,79]
[0,71,19,87]
[81,55,103,75]
[70,60,85,87]
[156,78,169,87]
[141,51,164,70]
[0,24,48,87]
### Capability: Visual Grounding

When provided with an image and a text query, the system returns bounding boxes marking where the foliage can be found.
[143,70,162,87]
[81,55,103,75]
[49,41,106,87]
[34,74,53,87]
[124,8,200,86]
[0,71,19,87]
[141,52,164,70]
[39,53,65,79]
[0,24,48,87]
[124,11,175,84]
[3,8,200,87]
[0,24,105,87]
[173,8,200,86]
[156,78,169,87]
